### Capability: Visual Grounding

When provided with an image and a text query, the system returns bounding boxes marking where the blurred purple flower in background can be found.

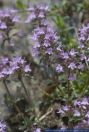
[0,121,6,132]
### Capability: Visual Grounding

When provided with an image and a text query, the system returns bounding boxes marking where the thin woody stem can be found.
[18,74,31,104]
[20,77,30,99]
[3,78,12,97]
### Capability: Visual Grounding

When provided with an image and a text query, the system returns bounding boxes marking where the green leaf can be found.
[54,15,65,29]
[16,0,26,10]
[83,0,89,9]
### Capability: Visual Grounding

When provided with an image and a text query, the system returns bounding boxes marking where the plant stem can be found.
[67,70,73,128]
[18,74,31,104]
[3,78,12,97]
[67,70,71,104]
[20,77,30,98]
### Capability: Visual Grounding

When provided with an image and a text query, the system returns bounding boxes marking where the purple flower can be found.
[0,22,7,29]
[78,63,84,70]
[1,57,9,65]
[2,67,14,75]
[0,121,7,132]
[78,43,84,49]
[35,27,45,35]
[74,110,81,117]
[62,105,69,111]
[28,4,58,58]
[81,98,89,105]
[24,65,31,73]
[38,11,45,18]
[25,5,49,23]
[25,13,36,23]
[78,23,89,44]
[46,48,53,55]
[32,47,39,57]
[33,128,41,132]
[43,40,50,47]
[12,15,20,23]
[0,73,4,78]
[74,100,81,106]
[68,62,76,70]
[69,49,77,57]
[74,119,89,128]
[39,5,49,11]
[44,33,50,40]
[41,19,48,26]
[61,51,69,59]
[80,54,87,61]
[12,56,25,65]
[68,74,76,81]
[0,56,32,78]
[31,33,38,41]
[56,64,63,73]
[10,62,19,71]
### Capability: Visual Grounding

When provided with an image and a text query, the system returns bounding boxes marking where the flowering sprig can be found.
[26,5,89,83]
[55,48,86,81]
[0,8,22,49]
[0,55,32,105]
[32,25,58,57]
[78,23,89,47]
[25,5,58,58]
[56,97,89,128]
[0,8,20,29]
[0,56,31,79]
[25,5,49,23]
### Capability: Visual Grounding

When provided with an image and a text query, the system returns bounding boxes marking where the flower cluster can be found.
[55,48,86,80]
[54,23,89,80]
[57,97,89,128]
[32,24,58,57]
[0,121,7,132]
[77,23,89,66]
[0,56,31,78]
[26,5,58,57]
[78,23,89,48]
[0,8,20,30]
[26,5,89,82]
[25,5,49,23]
[0,8,22,48]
